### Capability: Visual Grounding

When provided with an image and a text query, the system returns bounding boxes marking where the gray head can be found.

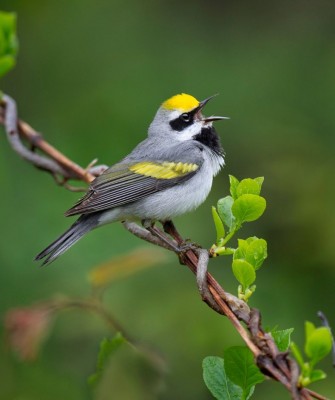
[148,93,228,143]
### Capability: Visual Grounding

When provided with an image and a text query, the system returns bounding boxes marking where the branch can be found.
[0,95,107,191]
[0,94,329,400]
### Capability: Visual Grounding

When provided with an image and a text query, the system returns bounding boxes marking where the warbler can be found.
[36,93,228,265]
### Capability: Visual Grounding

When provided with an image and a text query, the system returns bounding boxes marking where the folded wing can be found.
[65,160,201,216]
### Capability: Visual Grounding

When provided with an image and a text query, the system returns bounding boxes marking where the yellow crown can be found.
[162,93,199,112]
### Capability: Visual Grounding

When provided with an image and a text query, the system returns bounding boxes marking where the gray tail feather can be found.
[35,214,99,266]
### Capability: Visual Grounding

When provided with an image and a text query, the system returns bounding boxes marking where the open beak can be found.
[203,115,230,122]
[198,94,219,110]
[196,94,229,122]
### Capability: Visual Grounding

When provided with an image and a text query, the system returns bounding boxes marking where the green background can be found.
[1,1,335,399]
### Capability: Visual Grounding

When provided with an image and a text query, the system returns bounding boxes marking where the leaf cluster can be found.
[203,347,264,400]
[211,176,267,300]
[212,175,265,241]
[291,321,332,387]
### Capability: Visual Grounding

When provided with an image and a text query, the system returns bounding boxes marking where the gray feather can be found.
[35,214,99,266]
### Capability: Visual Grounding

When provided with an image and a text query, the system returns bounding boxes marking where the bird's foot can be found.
[142,220,180,252]
[142,220,200,255]
[177,239,201,254]
[162,220,199,252]
[162,220,183,244]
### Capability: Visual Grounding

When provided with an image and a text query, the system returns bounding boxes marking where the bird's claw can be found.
[176,239,200,254]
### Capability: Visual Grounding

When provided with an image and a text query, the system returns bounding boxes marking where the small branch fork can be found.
[0,94,328,400]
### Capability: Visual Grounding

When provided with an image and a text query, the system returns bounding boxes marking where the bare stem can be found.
[49,297,126,334]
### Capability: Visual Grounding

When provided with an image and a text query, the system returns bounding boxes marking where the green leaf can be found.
[234,239,249,260]
[246,387,255,400]
[212,206,225,242]
[203,356,243,400]
[0,11,16,34]
[234,237,267,270]
[232,260,256,290]
[0,11,18,78]
[232,194,266,225]
[305,326,332,365]
[88,333,126,385]
[271,328,294,352]
[236,179,262,197]
[0,55,15,77]
[290,342,305,369]
[309,369,327,383]
[305,321,316,342]
[254,177,264,190]
[217,196,235,231]
[245,238,267,270]
[225,347,265,400]
[229,175,240,200]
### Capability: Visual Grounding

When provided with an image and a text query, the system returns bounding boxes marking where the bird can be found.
[35,93,228,265]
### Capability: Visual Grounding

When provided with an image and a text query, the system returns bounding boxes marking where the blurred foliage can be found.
[0,10,18,79]
[89,333,127,386]
[88,247,167,289]
[1,0,335,399]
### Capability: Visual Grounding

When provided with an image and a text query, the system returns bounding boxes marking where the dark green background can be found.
[1,1,335,399]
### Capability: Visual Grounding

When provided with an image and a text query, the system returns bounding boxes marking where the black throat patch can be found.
[193,126,223,155]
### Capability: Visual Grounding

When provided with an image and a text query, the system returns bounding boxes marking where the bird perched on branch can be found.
[36,93,228,265]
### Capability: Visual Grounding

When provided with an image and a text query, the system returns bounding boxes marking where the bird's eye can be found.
[180,113,190,122]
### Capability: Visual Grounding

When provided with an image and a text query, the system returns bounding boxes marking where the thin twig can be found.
[49,298,127,335]
[304,388,330,400]
[17,118,94,183]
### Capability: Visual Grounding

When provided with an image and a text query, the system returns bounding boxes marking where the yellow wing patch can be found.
[162,93,199,112]
[129,161,199,179]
